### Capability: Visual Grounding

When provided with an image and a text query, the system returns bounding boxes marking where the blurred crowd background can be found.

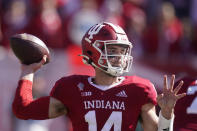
[0,0,197,131]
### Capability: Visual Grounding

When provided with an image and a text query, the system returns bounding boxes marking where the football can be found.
[10,33,50,65]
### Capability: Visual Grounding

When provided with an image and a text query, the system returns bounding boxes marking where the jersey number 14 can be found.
[85,111,122,131]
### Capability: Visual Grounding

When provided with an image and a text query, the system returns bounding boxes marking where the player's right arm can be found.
[12,56,67,120]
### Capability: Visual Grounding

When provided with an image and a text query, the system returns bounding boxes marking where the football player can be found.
[174,76,197,131]
[12,22,186,131]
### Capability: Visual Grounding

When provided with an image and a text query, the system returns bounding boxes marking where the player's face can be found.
[106,44,129,68]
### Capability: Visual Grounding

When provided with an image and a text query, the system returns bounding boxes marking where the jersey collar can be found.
[88,76,125,91]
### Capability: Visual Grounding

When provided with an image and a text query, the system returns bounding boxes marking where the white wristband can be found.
[158,111,174,131]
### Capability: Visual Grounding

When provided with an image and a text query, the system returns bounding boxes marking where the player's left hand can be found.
[157,75,186,118]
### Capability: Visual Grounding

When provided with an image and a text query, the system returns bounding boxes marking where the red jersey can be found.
[50,75,157,131]
[174,77,197,131]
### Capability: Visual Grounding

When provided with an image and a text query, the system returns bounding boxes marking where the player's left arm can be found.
[141,103,158,131]
[157,75,186,130]
[141,75,186,131]
[140,103,174,131]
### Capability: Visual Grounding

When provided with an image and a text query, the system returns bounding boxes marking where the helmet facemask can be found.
[93,40,133,76]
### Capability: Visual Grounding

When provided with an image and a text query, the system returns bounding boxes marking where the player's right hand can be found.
[21,55,47,73]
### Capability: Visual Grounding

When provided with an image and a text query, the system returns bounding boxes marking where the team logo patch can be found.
[77,82,84,91]
[116,90,127,97]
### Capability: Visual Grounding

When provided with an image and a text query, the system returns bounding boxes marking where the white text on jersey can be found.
[84,100,125,110]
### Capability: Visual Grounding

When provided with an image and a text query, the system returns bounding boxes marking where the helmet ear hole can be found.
[87,51,92,56]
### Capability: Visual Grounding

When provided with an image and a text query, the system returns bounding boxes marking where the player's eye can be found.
[120,48,127,55]
[107,48,116,54]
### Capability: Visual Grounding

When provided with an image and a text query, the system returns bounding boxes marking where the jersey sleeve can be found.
[140,81,157,106]
[50,77,70,104]
[146,82,157,105]
[127,76,157,106]
[49,75,80,108]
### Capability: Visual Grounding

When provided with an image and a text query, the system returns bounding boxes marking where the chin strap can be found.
[79,54,124,76]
